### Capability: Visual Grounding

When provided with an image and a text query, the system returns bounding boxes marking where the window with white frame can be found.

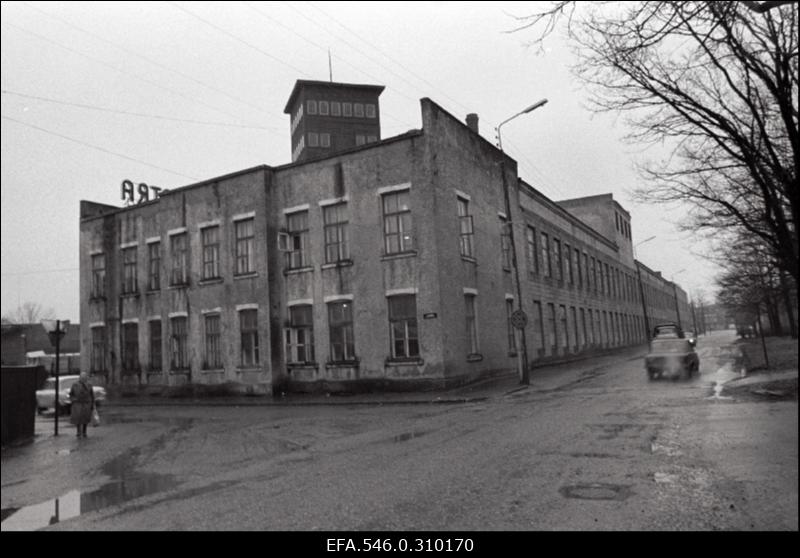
[307,100,317,114]
[465,294,479,355]
[354,103,364,117]
[170,316,188,370]
[170,233,188,286]
[91,253,105,298]
[320,133,331,148]
[235,218,255,275]
[122,322,139,373]
[91,326,106,373]
[457,196,474,258]
[122,247,138,294]
[541,232,551,277]
[366,104,376,118]
[286,210,309,269]
[148,242,160,290]
[319,100,329,115]
[149,320,162,371]
[239,309,260,366]
[328,301,355,362]
[323,203,349,263]
[331,101,341,116]
[201,226,220,280]
[343,102,352,117]
[388,295,419,359]
[308,132,319,147]
[204,314,222,369]
[286,305,315,364]
[382,189,413,254]
[526,226,538,276]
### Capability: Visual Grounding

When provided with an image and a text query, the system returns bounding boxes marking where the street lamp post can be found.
[41,319,69,436]
[496,98,548,386]
[671,269,686,329]
[633,236,656,342]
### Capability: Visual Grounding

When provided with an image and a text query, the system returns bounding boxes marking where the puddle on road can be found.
[393,430,428,443]
[1,447,178,531]
[706,345,746,401]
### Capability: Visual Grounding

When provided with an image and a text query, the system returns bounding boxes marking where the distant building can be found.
[78,80,691,395]
[1,323,81,373]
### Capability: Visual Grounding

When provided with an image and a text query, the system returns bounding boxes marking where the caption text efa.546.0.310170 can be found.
[326,538,474,552]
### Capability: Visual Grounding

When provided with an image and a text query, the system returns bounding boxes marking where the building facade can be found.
[79,81,691,394]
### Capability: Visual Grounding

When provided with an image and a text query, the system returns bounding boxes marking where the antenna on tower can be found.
[328,49,333,82]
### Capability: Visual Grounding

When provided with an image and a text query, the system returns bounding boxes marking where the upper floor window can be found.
[320,133,331,148]
[331,101,341,116]
[365,104,376,118]
[382,190,413,255]
[201,226,220,280]
[235,218,255,275]
[286,305,315,364]
[565,243,573,285]
[355,134,365,146]
[148,242,160,291]
[170,233,188,286]
[367,135,377,143]
[354,103,364,117]
[307,99,317,115]
[388,295,419,359]
[541,232,551,278]
[122,247,138,294]
[286,210,309,269]
[457,197,474,258]
[342,102,352,117]
[526,226,538,276]
[308,132,319,147]
[91,253,105,298]
[553,238,562,281]
[323,203,349,263]
[318,100,329,115]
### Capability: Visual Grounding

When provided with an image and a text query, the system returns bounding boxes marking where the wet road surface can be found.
[2,330,796,530]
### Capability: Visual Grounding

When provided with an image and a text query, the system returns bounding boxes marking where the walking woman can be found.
[69,371,95,438]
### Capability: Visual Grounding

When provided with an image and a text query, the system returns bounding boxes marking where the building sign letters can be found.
[122,179,164,205]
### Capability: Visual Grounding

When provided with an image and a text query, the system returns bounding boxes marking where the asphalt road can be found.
[2,330,797,531]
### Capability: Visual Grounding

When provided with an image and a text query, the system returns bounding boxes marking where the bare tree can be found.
[511,2,798,288]
[1,301,56,325]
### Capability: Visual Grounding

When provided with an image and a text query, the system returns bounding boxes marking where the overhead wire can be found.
[2,90,275,130]
[2,115,201,180]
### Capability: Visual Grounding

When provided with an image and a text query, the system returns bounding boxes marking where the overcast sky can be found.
[1,1,720,323]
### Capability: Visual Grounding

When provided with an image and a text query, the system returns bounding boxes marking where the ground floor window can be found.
[122,322,139,373]
[90,326,106,373]
[389,295,419,358]
[328,301,355,362]
[170,316,189,370]
[286,305,315,364]
[240,309,260,366]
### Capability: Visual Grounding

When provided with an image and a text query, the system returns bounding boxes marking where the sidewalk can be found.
[104,345,652,408]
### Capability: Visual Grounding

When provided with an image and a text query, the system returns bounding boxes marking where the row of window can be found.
[615,211,631,240]
[90,309,260,374]
[91,217,256,298]
[528,301,646,358]
[305,100,377,119]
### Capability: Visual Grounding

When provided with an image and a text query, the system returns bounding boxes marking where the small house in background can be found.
[1,323,81,372]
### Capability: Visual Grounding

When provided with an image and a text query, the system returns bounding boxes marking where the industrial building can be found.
[79,80,690,394]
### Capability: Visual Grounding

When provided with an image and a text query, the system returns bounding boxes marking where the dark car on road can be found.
[645,335,699,380]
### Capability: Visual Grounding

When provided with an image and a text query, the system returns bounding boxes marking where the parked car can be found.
[35,375,106,415]
[645,337,699,380]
